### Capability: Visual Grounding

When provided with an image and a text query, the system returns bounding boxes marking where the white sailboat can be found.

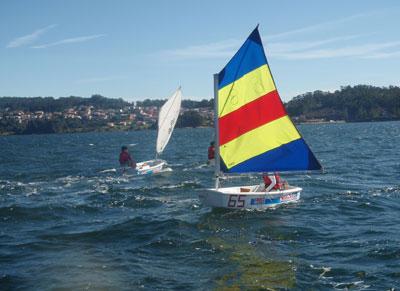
[136,87,182,175]
[199,26,322,209]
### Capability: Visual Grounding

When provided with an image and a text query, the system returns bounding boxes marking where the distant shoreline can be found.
[297,120,346,125]
[2,119,400,136]
[1,85,399,135]
[297,119,400,125]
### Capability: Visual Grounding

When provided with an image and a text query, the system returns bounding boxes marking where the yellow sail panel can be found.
[219,116,301,169]
[216,26,322,173]
[218,64,275,117]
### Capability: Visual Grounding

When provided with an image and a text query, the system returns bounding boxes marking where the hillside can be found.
[285,85,400,122]
[0,95,130,112]
[1,85,400,135]
[0,95,213,135]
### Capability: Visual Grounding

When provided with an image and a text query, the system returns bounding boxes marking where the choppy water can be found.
[1,122,399,290]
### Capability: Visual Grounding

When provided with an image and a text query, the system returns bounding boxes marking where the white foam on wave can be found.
[310,264,332,278]
[56,175,83,184]
[310,265,370,290]
[99,168,117,173]
[159,180,200,190]
[370,185,400,197]
[195,163,209,169]
[157,167,173,173]
[333,280,369,290]
[25,187,39,196]
[94,184,109,194]
[318,267,332,279]
[0,180,42,196]
[168,163,183,167]
[183,163,210,171]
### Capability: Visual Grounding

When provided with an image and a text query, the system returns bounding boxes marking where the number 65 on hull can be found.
[199,186,302,210]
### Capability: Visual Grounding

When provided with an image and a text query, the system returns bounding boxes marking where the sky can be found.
[1,0,400,101]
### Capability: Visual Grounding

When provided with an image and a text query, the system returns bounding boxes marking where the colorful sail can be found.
[217,27,322,173]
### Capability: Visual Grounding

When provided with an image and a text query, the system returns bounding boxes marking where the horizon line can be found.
[0,83,399,103]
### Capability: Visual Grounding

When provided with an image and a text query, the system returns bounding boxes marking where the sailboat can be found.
[199,26,322,209]
[136,87,182,175]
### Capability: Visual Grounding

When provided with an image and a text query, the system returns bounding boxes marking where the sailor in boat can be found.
[119,146,136,171]
[207,141,215,165]
[262,173,289,192]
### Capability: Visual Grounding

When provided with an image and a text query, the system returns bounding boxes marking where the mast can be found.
[213,73,221,189]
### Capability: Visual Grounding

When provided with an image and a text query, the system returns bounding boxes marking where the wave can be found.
[369,185,400,197]
[38,217,195,243]
[0,180,44,197]
[99,168,117,173]
[0,205,65,221]
[159,180,201,190]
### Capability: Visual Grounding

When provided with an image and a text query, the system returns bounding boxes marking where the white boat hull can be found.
[135,159,171,175]
[199,185,302,210]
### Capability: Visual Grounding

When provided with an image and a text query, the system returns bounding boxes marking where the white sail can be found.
[156,87,182,155]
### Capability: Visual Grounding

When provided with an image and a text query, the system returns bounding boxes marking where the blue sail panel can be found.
[221,138,322,173]
[218,27,267,89]
[216,26,322,174]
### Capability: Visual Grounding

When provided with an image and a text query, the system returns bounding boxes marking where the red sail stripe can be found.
[219,90,287,146]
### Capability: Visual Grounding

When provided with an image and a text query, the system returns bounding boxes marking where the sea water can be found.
[0,121,399,289]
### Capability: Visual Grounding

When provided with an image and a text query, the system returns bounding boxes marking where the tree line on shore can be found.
[0,95,213,135]
[285,85,400,122]
[1,85,399,135]
[0,95,213,112]
[0,111,209,135]
[0,94,130,112]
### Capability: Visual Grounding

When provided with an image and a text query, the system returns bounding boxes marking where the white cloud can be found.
[157,12,375,60]
[156,10,400,62]
[160,38,240,60]
[6,24,57,48]
[273,41,400,60]
[32,34,106,49]
[159,35,369,61]
[159,32,400,62]
[266,12,373,40]
[266,35,362,54]
[361,50,400,59]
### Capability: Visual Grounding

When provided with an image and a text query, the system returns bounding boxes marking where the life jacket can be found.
[263,173,284,190]
[274,173,284,190]
[208,146,215,160]
[119,151,132,164]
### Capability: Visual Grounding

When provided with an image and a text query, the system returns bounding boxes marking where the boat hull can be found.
[199,185,302,210]
[135,159,171,175]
